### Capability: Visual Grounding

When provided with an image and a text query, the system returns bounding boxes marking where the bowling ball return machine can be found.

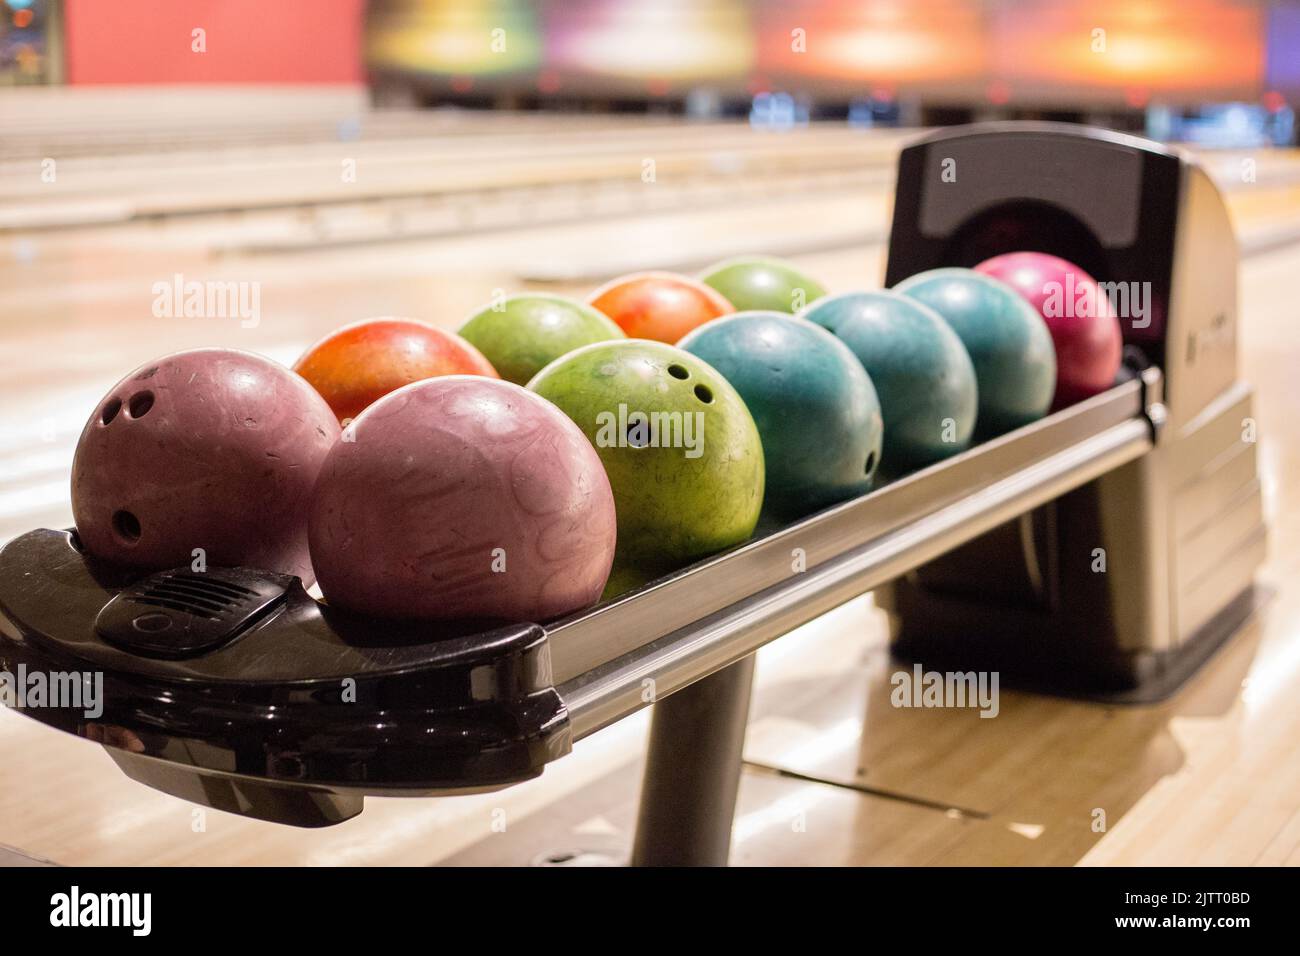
[0,124,1265,865]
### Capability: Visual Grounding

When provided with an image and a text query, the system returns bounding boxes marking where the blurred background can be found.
[3,1,1298,138]
[2,1,1300,866]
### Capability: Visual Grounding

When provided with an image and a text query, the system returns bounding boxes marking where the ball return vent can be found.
[0,124,1263,865]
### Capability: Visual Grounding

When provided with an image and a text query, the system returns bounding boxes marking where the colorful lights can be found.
[366,0,543,79]
[1,0,48,83]
[993,0,1263,102]
[362,0,1288,106]
[756,0,989,89]
[547,0,754,87]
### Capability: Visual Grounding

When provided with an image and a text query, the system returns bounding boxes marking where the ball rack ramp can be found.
[0,372,1160,842]
[0,123,1263,866]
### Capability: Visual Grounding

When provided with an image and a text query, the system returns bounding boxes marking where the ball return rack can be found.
[0,124,1263,865]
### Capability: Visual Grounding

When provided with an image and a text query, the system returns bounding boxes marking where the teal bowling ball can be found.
[678,312,882,523]
[895,268,1056,438]
[803,291,977,475]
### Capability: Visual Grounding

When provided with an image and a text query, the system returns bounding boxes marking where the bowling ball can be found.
[895,268,1056,437]
[678,312,881,522]
[71,349,340,582]
[293,317,497,422]
[974,252,1122,409]
[700,256,828,314]
[458,294,624,385]
[309,377,616,621]
[803,291,977,475]
[588,271,734,343]
[528,340,763,593]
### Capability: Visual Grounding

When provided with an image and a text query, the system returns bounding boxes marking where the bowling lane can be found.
[0,116,910,234]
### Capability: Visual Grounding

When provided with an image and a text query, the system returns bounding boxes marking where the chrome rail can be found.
[552,375,1158,738]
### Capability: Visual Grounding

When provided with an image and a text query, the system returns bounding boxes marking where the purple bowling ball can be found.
[71,349,340,582]
[308,376,617,622]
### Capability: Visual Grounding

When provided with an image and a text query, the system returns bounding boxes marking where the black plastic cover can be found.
[883,122,1183,367]
[95,566,291,658]
[0,529,571,827]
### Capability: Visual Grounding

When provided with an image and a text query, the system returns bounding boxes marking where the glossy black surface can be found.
[0,530,571,825]
[95,565,292,659]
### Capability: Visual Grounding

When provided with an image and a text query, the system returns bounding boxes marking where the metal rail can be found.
[549,376,1151,684]
[557,384,1156,740]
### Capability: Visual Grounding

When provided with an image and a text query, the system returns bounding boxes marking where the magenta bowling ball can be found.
[71,349,340,582]
[974,252,1123,409]
[308,376,616,621]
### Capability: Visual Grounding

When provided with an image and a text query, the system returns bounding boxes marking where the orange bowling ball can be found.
[294,317,497,422]
[588,271,734,343]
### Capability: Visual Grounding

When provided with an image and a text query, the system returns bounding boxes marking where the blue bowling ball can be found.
[678,311,882,523]
[895,268,1056,438]
[803,290,977,475]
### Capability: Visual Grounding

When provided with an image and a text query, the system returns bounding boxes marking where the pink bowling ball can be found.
[975,251,1123,409]
[308,376,616,622]
[72,349,341,582]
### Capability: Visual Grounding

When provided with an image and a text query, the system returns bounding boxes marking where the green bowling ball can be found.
[700,256,828,314]
[678,312,882,523]
[459,294,624,385]
[895,268,1056,438]
[528,339,764,594]
[803,290,977,476]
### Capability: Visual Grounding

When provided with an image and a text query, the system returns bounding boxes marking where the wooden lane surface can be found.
[3,121,1295,262]
[0,94,710,160]
[2,112,1294,235]
[0,120,913,230]
[1076,241,1300,866]
[1,95,813,159]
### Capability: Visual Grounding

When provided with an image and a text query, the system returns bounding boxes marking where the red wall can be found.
[64,0,365,84]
